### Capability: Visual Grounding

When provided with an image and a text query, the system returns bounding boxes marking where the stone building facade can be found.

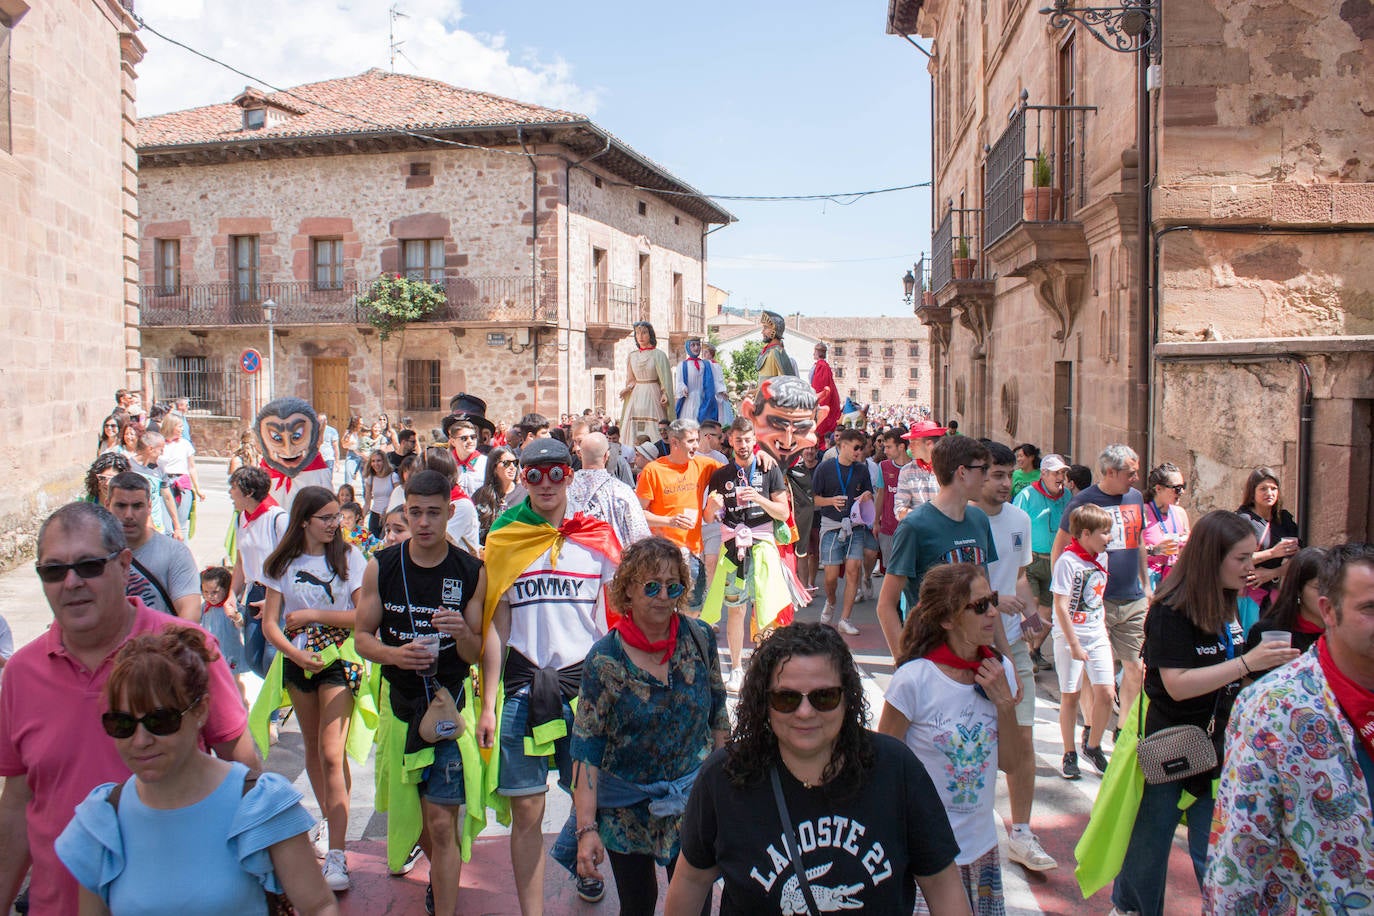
[136,70,732,438]
[889,0,1374,543]
[0,0,142,566]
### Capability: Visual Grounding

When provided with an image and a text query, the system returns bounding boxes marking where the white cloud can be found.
[133,0,598,117]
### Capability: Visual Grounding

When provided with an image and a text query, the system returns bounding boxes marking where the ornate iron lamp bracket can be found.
[1039,0,1160,56]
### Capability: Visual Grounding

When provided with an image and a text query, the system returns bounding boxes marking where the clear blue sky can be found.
[136,0,934,318]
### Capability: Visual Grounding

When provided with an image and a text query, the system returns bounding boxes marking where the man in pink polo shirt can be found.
[0,502,257,915]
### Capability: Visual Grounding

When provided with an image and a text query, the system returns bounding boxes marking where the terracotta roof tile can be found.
[138,68,585,148]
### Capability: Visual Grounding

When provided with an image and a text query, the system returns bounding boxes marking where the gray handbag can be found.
[1134,687,1219,785]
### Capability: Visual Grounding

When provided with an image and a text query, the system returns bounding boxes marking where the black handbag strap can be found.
[1136,666,1224,740]
[769,766,820,916]
[130,555,176,615]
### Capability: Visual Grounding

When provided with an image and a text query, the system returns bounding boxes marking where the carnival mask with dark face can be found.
[255,397,322,476]
[685,338,702,359]
[739,377,827,464]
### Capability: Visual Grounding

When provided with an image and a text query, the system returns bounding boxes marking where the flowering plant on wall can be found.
[357,273,446,340]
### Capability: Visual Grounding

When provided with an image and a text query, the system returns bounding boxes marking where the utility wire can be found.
[134,15,931,205]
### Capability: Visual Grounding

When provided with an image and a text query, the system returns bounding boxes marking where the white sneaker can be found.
[725,668,745,694]
[322,849,350,891]
[819,602,834,624]
[310,820,328,859]
[1006,832,1058,872]
[837,618,860,636]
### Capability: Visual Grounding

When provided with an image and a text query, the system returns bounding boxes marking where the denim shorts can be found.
[497,686,574,797]
[819,526,878,566]
[422,738,466,807]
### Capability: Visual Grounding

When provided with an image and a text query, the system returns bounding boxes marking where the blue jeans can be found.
[343,451,363,485]
[499,686,580,876]
[1111,780,1214,916]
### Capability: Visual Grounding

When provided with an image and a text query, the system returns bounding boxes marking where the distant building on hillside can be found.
[135,69,733,442]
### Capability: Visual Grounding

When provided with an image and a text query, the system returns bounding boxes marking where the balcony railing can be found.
[931,207,986,294]
[585,281,638,326]
[985,101,1097,247]
[140,276,557,327]
[686,299,705,336]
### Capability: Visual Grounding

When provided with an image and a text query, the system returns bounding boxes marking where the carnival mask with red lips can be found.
[254,397,322,477]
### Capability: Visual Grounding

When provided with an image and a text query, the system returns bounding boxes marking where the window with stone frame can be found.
[231,235,260,304]
[908,388,920,399]
[883,366,894,379]
[154,239,181,295]
[909,366,920,380]
[312,237,344,290]
[833,344,844,358]
[871,389,880,401]
[402,238,445,283]
[0,14,10,155]
[835,367,844,379]
[404,359,441,411]
[858,367,869,380]
[909,344,920,358]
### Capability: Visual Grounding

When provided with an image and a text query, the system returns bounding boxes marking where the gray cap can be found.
[520,437,572,467]
[1040,454,1069,473]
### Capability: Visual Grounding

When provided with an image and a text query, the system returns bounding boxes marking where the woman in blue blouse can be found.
[571,537,729,915]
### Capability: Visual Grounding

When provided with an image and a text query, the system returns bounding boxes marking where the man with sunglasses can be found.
[877,436,1000,660]
[445,418,487,497]
[479,438,623,912]
[0,502,256,916]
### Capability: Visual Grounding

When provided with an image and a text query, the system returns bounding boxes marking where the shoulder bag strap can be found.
[769,766,820,916]
[130,555,176,614]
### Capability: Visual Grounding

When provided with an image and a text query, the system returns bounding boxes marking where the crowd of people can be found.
[1,325,1373,916]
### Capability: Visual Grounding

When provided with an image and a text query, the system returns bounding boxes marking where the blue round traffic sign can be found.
[240,348,262,374]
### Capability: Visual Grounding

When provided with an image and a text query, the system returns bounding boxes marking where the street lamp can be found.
[902,269,917,304]
[262,298,277,400]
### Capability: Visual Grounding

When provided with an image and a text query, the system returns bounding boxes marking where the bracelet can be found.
[575,823,598,840]
[1239,656,1251,675]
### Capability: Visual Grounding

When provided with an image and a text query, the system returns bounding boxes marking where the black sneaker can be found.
[1083,745,1110,774]
[390,842,424,876]
[425,883,434,915]
[1031,648,1053,672]
[575,874,605,903]
[1062,751,1081,780]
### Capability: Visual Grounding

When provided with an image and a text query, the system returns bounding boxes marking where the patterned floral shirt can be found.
[1204,649,1374,915]
[571,617,729,865]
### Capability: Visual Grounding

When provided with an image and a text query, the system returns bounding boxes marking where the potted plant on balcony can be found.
[1023,150,1062,221]
[952,237,977,280]
[357,273,446,341]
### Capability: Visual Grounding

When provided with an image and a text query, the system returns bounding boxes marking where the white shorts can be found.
[1053,630,1114,694]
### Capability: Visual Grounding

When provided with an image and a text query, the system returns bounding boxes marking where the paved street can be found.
[4,460,1202,914]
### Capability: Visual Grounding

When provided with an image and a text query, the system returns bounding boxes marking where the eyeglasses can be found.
[103,422,120,430]
[764,415,815,434]
[522,464,571,485]
[497,458,519,468]
[642,580,686,599]
[312,513,342,524]
[965,593,1000,614]
[101,696,203,739]
[767,686,845,714]
[36,550,122,584]
[455,434,476,442]
[962,464,988,473]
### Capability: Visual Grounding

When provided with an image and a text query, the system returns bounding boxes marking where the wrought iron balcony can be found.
[985,100,1097,247]
[139,276,557,328]
[686,299,705,336]
[585,281,639,343]
[931,207,987,294]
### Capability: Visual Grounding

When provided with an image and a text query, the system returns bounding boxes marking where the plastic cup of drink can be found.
[416,633,441,677]
[1260,631,1292,648]
[682,507,698,525]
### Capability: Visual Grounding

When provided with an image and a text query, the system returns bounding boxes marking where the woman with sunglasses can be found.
[97,414,126,457]
[472,446,519,544]
[665,623,970,915]
[878,564,1018,915]
[571,537,728,916]
[84,453,131,505]
[56,626,338,916]
[256,486,368,893]
[1142,462,1190,591]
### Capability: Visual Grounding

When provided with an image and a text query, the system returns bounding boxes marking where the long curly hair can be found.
[725,622,873,797]
[896,563,988,666]
[85,452,131,504]
[608,537,690,619]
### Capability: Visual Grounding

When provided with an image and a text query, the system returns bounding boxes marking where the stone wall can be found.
[0,0,141,570]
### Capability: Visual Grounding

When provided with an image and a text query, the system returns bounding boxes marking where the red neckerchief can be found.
[924,643,994,672]
[1318,635,1374,760]
[637,346,655,352]
[262,454,327,493]
[1032,480,1062,500]
[689,358,701,369]
[1295,615,1324,635]
[454,450,481,472]
[449,485,471,503]
[1066,538,1108,575]
[915,458,933,472]
[165,435,182,443]
[204,598,228,609]
[614,611,680,664]
[242,495,279,525]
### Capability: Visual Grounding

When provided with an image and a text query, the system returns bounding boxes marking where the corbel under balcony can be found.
[987,223,1088,341]
[914,299,954,355]
[935,278,997,358]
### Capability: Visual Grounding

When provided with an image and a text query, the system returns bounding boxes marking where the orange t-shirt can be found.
[635,454,722,554]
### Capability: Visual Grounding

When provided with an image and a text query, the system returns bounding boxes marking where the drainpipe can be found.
[517,128,540,413]
[563,134,613,414]
[1135,43,1153,467]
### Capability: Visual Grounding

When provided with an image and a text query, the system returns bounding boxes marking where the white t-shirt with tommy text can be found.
[505,540,617,670]
[884,655,1017,864]
[985,503,1032,643]
[1050,549,1109,640]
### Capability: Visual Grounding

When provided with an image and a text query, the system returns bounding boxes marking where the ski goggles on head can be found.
[521,463,572,485]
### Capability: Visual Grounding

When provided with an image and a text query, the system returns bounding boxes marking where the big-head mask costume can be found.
[254,396,332,509]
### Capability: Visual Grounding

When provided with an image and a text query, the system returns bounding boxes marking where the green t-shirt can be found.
[888,501,998,613]
[1010,468,1040,498]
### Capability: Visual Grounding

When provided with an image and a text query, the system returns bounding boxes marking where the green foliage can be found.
[728,340,763,391]
[955,237,971,260]
[1033,150,1053,188]
[358,273,446,341]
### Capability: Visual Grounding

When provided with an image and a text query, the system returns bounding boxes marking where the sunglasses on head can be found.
[965,592,1000,614]
[768,686,845,714]
[101,696,203,739]
[642,580,686,599]
[36,550,122,584]
[521,463,571,485]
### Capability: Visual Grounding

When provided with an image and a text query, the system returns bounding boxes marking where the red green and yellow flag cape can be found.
[481,500,623,640]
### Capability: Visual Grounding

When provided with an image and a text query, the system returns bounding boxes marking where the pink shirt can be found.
[0,598,248,915]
